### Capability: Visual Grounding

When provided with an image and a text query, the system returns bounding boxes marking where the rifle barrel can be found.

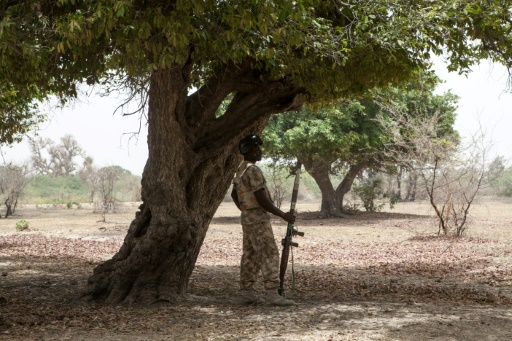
[278,164,303,297]
[289,167,301,214]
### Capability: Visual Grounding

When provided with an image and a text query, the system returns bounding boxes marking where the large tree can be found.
[262,72,459,217]
[1,1,511,304]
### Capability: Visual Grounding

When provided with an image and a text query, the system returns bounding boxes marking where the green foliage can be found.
[0,83,44,144]
[374,71,460,146]
[15,219,29,231]
[262,98,384,175]
[1,0,511,132]
[21,170,141,205]
[352,174,399,212]
[24,174,90,204]
[263,71,458,171]
[492,167,512,197]
[261,70,459,216]
[352,174,385,212]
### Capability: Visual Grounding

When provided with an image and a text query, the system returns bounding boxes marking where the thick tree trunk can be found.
[335,162,367,211]
[303,158,342,218]
[84,62,303,305]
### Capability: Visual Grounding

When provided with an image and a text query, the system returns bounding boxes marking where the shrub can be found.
[352,174,384,212]
[15,220,29,231]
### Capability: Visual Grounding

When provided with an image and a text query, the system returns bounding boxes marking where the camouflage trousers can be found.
[240,221,280,290]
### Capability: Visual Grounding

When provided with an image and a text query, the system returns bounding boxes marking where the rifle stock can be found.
[278,163,304,297]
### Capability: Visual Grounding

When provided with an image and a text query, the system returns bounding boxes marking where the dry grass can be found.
[0,198,512,340]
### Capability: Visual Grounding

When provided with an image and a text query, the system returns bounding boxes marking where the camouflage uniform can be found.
[233,161,280,291]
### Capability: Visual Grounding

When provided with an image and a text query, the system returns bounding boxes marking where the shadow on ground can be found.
[1,255,511,340]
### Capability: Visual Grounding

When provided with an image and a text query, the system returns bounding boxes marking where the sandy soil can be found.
[1,198,512,340]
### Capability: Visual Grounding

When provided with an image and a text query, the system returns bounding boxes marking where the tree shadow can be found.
[211,210,433,227]
[1,251,511,340]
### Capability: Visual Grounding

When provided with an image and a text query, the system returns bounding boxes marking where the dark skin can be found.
[231,144,296,224]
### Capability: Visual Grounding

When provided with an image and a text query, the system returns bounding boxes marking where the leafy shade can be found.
[0,1,509,144]
[0,83,44,144]
[2,1,511,102]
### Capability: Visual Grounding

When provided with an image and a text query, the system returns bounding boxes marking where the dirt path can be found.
[1,199,512,340]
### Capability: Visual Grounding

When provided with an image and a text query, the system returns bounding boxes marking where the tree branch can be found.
[186,61,255,128]
[6,41,23,57]
[192,81,304,154]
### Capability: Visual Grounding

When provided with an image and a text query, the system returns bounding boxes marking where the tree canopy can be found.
[2,1,510,117]
[0,83,44,144]
[1,0,511,305]
[262,71,459,216]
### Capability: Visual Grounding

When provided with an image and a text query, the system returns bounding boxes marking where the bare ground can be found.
[1,199,512,340]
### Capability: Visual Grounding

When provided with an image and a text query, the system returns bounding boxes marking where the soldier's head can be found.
[239,134,263,161]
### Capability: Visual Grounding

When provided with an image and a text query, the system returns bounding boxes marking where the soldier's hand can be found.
[281,211,296,224]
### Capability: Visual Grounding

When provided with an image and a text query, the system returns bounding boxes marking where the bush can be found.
[15,220,29,231]
[493,168,512,197]
[353,175,384,212]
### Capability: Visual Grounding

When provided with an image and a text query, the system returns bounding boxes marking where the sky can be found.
[1,58,511,176]
[432,57,512,162]
[1,95,150,176]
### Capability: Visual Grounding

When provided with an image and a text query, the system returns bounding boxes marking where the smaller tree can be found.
[264,159,290,209]
[262,70,458,217]
[0,163,32,217]
[79,156,97,202]
[382,110,493,236]
[96,166,123,213]
[80,164,124,221]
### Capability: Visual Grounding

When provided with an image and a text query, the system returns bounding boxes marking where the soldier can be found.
[231,134,297,306]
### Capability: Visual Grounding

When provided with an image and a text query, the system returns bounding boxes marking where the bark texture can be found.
[302,159,368,217]
[84,61,303,304]
[302,158,342,218]
[335,162,367,211]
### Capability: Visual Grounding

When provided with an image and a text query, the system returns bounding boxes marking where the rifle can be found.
[278,163,304,297]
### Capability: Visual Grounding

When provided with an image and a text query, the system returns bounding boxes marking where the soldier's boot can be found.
[265,289,297,306]
[239,289,263,305]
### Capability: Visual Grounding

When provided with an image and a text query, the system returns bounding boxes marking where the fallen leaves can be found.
[0,207,512,340]
[0,234,122,262]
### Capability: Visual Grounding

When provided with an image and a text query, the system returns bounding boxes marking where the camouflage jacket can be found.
[233,161,271,224]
